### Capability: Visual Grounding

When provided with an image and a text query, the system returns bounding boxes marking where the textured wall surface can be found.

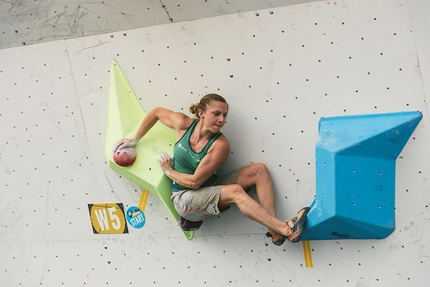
[0,0,318,49]
[1,0,429,286]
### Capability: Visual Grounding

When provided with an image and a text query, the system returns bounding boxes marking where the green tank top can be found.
[172,120,222,192]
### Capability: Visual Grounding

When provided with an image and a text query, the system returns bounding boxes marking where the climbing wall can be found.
[0,0,317,49]
[1,0,429,286]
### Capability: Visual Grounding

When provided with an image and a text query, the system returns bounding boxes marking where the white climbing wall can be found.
[0,0,318,49]
[1,0,429,286]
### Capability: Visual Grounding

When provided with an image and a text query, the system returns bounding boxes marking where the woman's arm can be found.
[115,107,192,149]
[157,136,231,190]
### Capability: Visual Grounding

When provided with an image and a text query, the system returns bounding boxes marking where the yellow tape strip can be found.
[302,241,314,268]
[138,188,150,212]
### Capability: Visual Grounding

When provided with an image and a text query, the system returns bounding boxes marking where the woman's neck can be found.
[194,119,213,142]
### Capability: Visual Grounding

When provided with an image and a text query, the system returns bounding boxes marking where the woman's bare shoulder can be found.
[171,112,195,131]
[211,134,230,152]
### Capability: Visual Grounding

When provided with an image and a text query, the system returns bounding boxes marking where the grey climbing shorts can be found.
[171,169,240,222]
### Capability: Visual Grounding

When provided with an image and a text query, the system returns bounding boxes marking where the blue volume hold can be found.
[301,111,422,240]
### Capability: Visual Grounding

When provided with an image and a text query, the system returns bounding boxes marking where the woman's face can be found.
[200,101,228,133]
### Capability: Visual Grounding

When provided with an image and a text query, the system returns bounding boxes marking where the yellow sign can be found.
[88,203,128,234]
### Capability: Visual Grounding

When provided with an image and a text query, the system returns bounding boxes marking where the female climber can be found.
[114,93,309,245]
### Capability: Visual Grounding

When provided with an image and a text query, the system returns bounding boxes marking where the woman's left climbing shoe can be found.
[287,207,310,243]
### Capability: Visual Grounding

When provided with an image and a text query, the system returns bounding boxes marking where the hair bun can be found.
[189,103,199,115]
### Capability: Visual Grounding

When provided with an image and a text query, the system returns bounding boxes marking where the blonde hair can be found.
[189,93,228,119]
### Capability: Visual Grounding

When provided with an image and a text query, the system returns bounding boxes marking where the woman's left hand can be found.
[156,152,173,177]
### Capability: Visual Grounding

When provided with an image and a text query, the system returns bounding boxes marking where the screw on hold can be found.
[269,10,274,15]
[255,12,259,16]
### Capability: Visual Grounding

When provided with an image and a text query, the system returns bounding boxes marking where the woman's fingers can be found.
[112,139,137,152]
[157,152,173,176]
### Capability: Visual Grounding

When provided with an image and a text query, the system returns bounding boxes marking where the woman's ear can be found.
[198,109,204,119]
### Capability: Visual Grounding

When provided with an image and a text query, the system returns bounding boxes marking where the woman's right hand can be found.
[112,138,138,152]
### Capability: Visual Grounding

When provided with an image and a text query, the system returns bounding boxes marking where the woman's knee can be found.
[237,163,270,189]
[252,163,269,176]
[245,163,270,180]
[225,184,247,196]
[220,184,248,204]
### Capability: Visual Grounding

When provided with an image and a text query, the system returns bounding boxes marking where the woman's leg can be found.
[218,183,291,237]
[218,164,291,237]
[236,163,277,219]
